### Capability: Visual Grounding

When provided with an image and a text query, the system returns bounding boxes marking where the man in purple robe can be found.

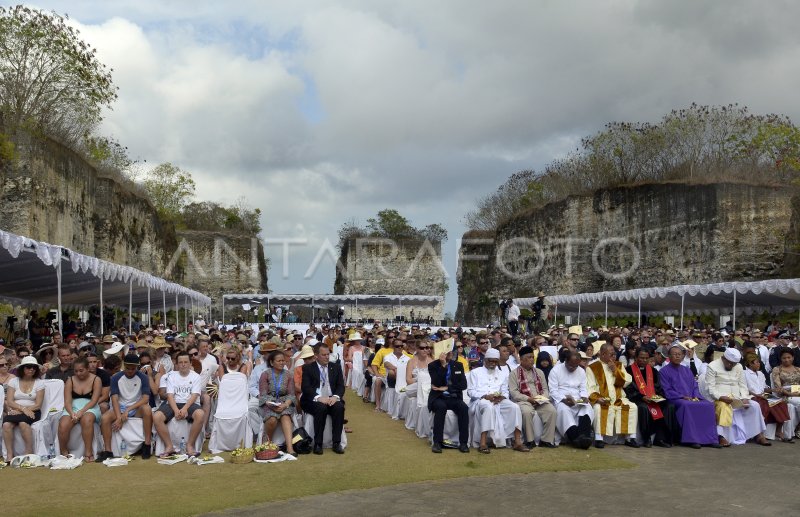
[659,344,721,449]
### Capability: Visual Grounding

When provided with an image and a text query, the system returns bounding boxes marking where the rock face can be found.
[0,131,268,310]
[175,230,268,316]
[335,237,446,322]
[456,182,798,324]
[0,131,177,277]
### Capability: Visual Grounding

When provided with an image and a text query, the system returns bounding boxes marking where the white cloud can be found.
[29,1,800,312]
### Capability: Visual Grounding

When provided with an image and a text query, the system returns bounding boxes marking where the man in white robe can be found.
[467,348,529,453]
[548,351,594,449]
[706,347,771,446]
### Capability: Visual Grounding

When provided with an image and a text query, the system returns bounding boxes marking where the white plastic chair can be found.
[392,360,409,420]
[350,350,365,394]
[64,421,103,458]
[110,417,148,456]
[302,413,348,449]
[32,379,65,457]
[209,372,251,453]
[154,408,205,455]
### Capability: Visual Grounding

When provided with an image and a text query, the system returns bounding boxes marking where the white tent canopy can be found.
[0,229,210,332]
[515,279,800,327]
[221,293,443,323]
[223,293,442,307]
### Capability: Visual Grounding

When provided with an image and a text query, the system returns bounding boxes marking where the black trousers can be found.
[634,401,676,445]
[306,400,345,446]
[431,397,469,445]
[508,320,519,336]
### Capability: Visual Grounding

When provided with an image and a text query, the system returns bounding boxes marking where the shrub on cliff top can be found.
[466,104,800,231]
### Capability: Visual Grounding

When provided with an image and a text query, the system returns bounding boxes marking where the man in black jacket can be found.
[428,350,470,453]
[301,344,345,455]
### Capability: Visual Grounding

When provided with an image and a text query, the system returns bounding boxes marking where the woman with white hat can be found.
[2,356,45,461]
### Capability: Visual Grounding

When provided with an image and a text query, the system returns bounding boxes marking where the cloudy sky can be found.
[25,0,800,314]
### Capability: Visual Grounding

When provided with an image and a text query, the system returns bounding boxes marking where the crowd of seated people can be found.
[2,317,800,464]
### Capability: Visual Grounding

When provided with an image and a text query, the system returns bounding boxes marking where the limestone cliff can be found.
[0,130,268,308]
[176,230,268,313]
[456,182,798,324]
[335,237,446,321]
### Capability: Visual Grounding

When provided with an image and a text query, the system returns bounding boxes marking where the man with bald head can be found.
[585,343,639,448]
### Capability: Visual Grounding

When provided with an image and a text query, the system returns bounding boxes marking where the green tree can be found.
[142,162,196,222]
[0,5,117,143]
[366,209,415,238]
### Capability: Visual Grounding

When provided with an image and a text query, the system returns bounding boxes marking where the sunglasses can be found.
[479,341,489,345]
[418,346,430,350]
[226,356,237,361]
[0,363,7,367]
[189,352,198,357]
[393,345,404,348]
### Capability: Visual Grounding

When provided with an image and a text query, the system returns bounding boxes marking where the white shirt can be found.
[468,366,510,400]
[705,359,750,400]
[744,368,768,395]
[198,353,218,386]
[547,362,589,403]
[165,370,202,404]
[507,304,520,322]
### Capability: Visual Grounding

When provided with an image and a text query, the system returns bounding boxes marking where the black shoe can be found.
[458,444,469,453]
[332,444,345,454]
[140,446,152,459]
[524,441,537,449]
[313,444,323,455]
[625,439,640,449]
[539,441,558,449]
[432,443,442,454]
[95,451,113,463]
[577,436,593,450]
[594,440,605,449]
[708,442,722,449]
[688,443,701,449]
[643,438,652,448]
[653,440,672,448]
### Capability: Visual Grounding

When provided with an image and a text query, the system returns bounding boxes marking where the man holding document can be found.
[428,338,470,454]
[706,347,770,447]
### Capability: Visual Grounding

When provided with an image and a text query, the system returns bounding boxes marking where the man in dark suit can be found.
[428,349,470,453]
[301,344,345,454]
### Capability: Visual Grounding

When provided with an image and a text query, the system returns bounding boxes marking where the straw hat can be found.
[298,345,315,360]
[102,335,115,344]
[259,341,278,353]
[348,332,363,342]
[151,335,170,349]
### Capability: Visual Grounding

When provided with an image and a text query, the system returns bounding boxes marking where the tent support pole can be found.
[175,293,179,332]
[162,291,167,328]
[577,300,581,325]
[604,295,608,328]
[679,293,685,330]
[99,277,104,336]
[732,287,737,330]
[311,296,315,323]
[554,304,558,326]
[147,286,151,326]
[638,296,641,328]
[128,280,133,334]
[56,259,63,336]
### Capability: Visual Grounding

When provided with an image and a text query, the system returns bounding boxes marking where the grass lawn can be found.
[0,392,633,516]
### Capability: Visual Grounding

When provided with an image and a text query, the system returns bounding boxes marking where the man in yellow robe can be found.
[585,342,640,448]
